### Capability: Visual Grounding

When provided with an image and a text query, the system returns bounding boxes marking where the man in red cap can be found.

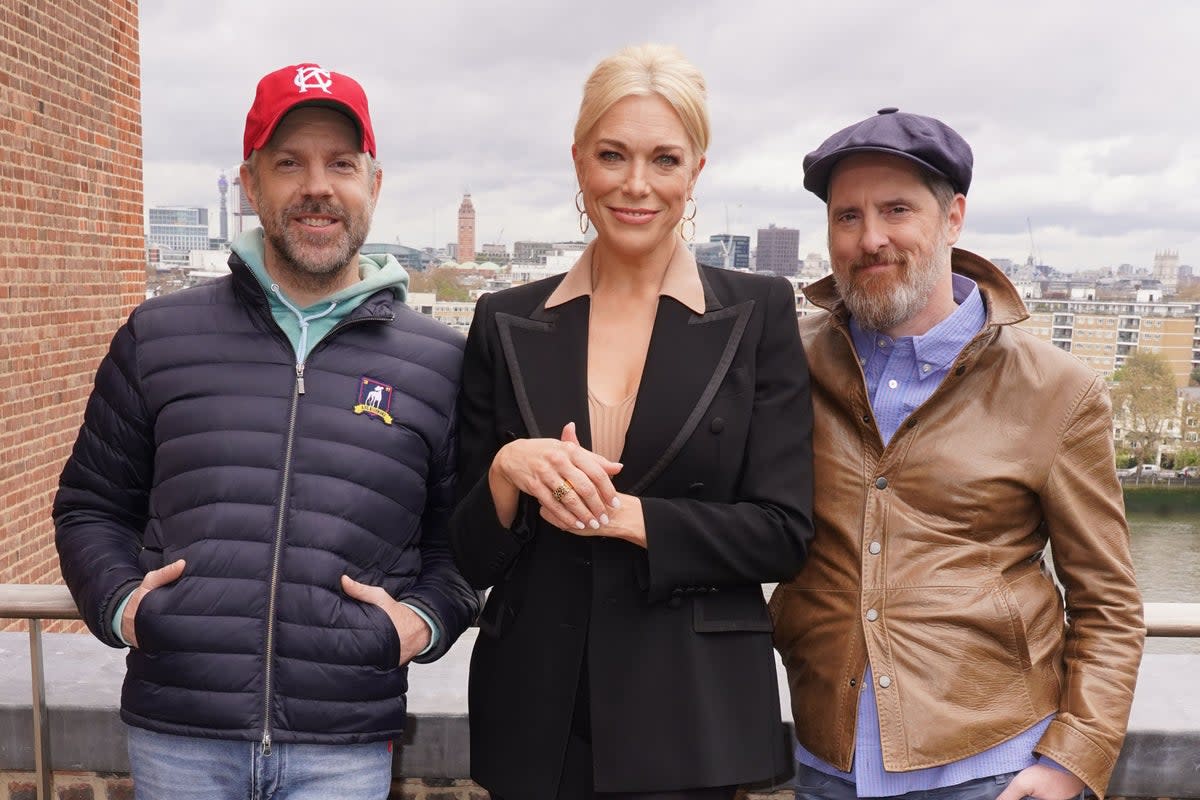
[771,109,1144,800]
[54,63,478,798]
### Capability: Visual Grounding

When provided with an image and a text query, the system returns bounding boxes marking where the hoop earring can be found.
[576,190,590,235]
[679,197,697,242]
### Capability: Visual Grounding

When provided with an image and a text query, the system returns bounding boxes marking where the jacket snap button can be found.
[874,477,888,490]
[866,608,879,622]
[878,675,892,688]
[710,417,725,433]
[869,541,882,555]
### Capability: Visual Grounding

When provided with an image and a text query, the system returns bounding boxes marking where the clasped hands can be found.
[120,560,431,666]
[489,422,646,547]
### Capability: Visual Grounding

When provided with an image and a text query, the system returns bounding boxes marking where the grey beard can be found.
[837,270,936,333]
[264,224,366,293]
[261,199,374,296]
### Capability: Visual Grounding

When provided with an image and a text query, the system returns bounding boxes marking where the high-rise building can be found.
[690,241,726,269]
[230,174,257,238]
[217,173,229,243]
[709,234,750,269]
[148,206,210,268]
[457,194,476,263]
[1154,250,1181,290]
[756,224,799,275]
[1018,297,1200,386]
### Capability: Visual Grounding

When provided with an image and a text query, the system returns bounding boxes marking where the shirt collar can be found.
[850,274,986,378]
[544,237,706,314]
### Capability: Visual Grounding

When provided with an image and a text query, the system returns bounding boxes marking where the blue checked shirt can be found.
[795,274,1066,795]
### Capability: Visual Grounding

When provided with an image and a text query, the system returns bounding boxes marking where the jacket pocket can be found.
[362,601,401,669]
[692,587,773,633]
[132,579,175,653]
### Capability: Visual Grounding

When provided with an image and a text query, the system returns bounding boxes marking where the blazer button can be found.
[667,596,683,609]
[874,476,888,490]
[710,417,725,434]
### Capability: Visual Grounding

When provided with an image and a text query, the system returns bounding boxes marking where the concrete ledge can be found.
[0,631,1197,796]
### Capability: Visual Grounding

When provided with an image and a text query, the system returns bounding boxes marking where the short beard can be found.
[260,196,374,297]
[833,235,949,333]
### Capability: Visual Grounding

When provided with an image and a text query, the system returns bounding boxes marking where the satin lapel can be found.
[619,294,754,495]
[494,297,593,448]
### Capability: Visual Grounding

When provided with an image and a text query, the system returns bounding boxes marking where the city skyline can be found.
[141,1,1199,272]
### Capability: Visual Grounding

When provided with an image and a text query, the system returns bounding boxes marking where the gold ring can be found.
[552,480,574,501]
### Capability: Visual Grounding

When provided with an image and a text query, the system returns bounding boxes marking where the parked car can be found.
[1180,466,1200,479]
[1115,467,1137,478]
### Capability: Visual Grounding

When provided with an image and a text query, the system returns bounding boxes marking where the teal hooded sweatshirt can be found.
[231,228,410,362]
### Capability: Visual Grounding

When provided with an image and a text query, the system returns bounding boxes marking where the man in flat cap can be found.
[771,108,1144,800]
[54,63,478,798]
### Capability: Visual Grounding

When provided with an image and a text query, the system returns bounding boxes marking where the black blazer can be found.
[450,263,814,798]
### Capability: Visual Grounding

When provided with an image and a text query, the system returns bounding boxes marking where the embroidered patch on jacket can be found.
[354,377,395,425]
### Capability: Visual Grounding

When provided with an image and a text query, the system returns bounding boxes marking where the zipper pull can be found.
[261,731,272,757]
[296,363,306,395]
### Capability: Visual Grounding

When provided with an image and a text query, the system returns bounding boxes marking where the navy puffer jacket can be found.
[54,258,479,746]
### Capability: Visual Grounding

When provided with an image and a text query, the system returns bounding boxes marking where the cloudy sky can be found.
[140,0,1198,272]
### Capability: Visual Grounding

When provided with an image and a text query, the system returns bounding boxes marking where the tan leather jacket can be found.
[770,249,1144,799]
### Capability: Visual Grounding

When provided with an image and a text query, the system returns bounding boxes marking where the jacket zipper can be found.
[261,363,302,756]
[258,310,393,756]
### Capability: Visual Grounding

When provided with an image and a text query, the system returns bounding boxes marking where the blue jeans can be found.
[794,762,1020,800]
[126,725,393,800]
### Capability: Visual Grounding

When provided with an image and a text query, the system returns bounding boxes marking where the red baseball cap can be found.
[243,63,376,159]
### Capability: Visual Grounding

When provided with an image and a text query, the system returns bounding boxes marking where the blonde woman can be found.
[451,44,814,799]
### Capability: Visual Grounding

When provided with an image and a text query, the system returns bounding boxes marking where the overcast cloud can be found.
[140,0,1198,271]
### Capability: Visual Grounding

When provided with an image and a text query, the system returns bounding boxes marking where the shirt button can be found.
[869,541,882,555]
[921,363,932,373]
[878,675,892,688]
[877,339,888,348]
[866,608,879,622]
[887,379,899,389]
[875,477,888,490]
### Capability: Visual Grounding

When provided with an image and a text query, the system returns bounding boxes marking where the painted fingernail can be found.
[575,521,586,530]
[610,497,622,509]
[600,514,610,525]
[588,519,600,529]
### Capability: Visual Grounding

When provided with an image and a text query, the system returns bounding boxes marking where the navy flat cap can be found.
[802,107,973,202]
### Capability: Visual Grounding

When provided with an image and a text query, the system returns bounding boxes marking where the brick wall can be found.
[0,0,143,620]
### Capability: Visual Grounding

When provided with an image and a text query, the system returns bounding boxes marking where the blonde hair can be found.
[574,44,710,157]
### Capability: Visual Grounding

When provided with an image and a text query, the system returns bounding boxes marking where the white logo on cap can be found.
[293,66,333,94]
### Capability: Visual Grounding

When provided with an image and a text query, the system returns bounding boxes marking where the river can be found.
[1129,512,1200,654]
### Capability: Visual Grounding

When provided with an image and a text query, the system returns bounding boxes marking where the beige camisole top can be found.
[587,389,637,463]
